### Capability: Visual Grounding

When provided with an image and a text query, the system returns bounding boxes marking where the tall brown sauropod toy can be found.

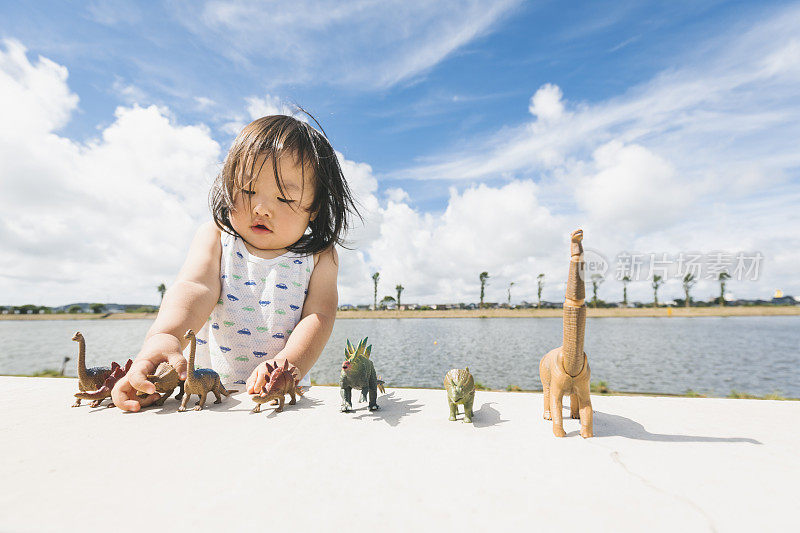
[539,229,593,438]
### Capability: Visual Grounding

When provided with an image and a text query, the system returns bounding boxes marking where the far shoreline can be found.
[1,306,798,321]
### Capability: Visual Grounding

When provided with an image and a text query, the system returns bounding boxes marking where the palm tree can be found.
[718,271,731,306]
[157,283,166,307]
[537,273,545,308]
[590,274,604,308]
[372,272,380,310]
[479,272,489,308]
[507,282,515,306]
[652,275,664,307]
[682,273,696,308]
[396,284,404,309]
[622,275,630,307]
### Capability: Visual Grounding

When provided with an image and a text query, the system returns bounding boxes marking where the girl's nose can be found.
[252,200,271,217]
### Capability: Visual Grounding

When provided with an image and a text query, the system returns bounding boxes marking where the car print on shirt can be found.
[275,309,286,315]
[289,304,300,311]
[234,380,246,385]
[235,355,248,362]
[253,351,268,358]
[244,280,256,286]
[293,259,303,265]
[212,323,220,330]
[275,283,288,290]
[236,251,244,259]
[256,326,269,332]
[197,338,207,345]
[259,300,271,307]
[227,294,239,302]
[242,306,255,311]
[237,328,251,335]
[232,274,242,280]
[223,321,234,327]
[272,333,285,339]
[220,346,231,353]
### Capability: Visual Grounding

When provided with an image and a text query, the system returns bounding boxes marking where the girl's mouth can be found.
[251,224,272,234]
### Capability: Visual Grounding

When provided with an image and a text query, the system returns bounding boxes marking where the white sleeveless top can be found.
[189,232,314,387]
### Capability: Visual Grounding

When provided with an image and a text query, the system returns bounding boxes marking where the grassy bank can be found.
[2,306,797,321]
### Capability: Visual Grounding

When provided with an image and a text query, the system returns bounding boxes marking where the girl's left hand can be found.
[246,359,274,395]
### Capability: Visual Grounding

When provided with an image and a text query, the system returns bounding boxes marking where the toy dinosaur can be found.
[73,359,133,407]
[179,329,235,412]
[340,337,385,412]
[136,362,185,406]
[71,331,114,407]
[539,229,593,438]
[444,367,476,423]
[250,359,304,413]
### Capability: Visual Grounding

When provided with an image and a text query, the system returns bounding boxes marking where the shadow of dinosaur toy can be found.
[539,229,593,438]
[178,329,236,412]
[251,359,304,414]
[71,331,122,408]
[73,358,133,408]
[340,337,385,412]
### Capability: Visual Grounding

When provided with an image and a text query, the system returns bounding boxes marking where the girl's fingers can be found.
[166,353,188,380]
[128,360,157,395]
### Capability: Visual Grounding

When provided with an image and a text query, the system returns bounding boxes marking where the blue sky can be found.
[1,0,798,306]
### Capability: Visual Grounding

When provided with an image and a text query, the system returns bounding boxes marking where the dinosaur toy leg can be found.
[463,395,474,423]
[275,396,285,413]
[289,389,297,405]
[178,393,192,412]
[577,386,593,438]
[549,386,567,437]
[341,386,353,412]
[90,399,103,408]
[570,393,580,419]
[359,388,368,403]
[448,399,458,421]
[194,391,208,411]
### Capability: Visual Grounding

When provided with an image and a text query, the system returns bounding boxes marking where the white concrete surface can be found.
[1,376,797,532]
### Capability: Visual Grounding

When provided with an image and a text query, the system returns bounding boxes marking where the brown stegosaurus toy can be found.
[251,359,304,414]
[136,362,185,406]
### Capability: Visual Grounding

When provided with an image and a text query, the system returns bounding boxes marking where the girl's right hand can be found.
[111,333,188,412]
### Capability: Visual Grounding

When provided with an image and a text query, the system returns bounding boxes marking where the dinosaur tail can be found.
[377,378,386,394]
[562,230,587,377]
[74,386,111,400]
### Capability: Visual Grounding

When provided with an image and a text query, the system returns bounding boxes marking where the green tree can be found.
[507,281,515,305]
[652,275,664,307]
[372,272,380,310]
[717,271,731,306]
[157,283,166,307]
[537,273,545,308]
[395,284,404,309]
[479,272,489,308]
[682,273,696,308]
[622,275,630,307]
[90,303,106,314]
[379,295,396,309]
[590,274,604,308]
[68,305,82,314]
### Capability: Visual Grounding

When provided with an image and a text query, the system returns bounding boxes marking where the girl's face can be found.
[230,153,317,258]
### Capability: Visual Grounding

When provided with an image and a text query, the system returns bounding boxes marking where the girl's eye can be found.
[278,197,295,204]
[241,188,255,196]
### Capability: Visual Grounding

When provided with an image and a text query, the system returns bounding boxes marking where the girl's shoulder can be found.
[312,245,338,268]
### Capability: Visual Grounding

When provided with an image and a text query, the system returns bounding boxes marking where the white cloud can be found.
[0,40,221,305]
[174,0,522,89]
[528,83,564,123]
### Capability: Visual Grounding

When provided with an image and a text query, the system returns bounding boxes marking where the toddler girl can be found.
[112,114,359,411]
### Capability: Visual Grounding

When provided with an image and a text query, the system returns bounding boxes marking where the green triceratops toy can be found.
[444,367,475,423]
[340,337,385,412]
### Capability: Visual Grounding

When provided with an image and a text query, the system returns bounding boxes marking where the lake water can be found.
[1,316,798,397]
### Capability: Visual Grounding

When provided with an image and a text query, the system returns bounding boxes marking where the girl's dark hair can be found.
[210,113,361,256]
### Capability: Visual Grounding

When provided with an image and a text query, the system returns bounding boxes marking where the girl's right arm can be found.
[112,221,222,411]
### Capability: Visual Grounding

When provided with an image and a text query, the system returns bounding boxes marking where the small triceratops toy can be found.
[136,362,185,406]
[340,337,385,412]
[444,367,476,423]
[251,359,304,414]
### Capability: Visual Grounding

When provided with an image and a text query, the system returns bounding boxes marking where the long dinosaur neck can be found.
[77,337,89,382]
[562,239,586,377]
[186,335,196,385]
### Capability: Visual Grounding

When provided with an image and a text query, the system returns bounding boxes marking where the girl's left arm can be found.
[246,246,338,393]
